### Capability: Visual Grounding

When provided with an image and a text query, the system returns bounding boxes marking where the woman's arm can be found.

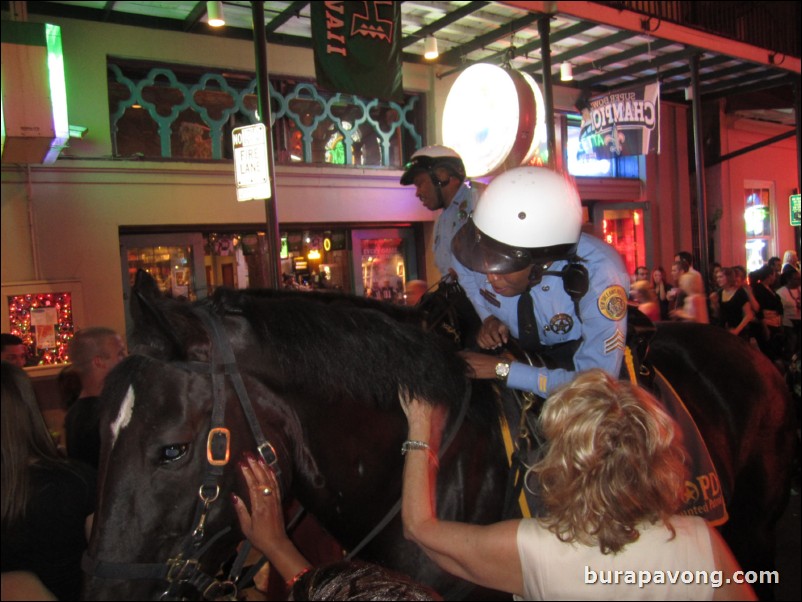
[400,396,523,595]
[743,285,761,313]
[233,456,311,585]
[730,302,755,337]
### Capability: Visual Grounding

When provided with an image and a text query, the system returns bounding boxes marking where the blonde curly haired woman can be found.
[400,369,755,601]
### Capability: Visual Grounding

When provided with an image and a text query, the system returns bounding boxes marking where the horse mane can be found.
[214,286,425,324]
[208,288,472,415]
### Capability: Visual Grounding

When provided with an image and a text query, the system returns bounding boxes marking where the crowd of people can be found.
[1,327,126,601]
[1,155,790,600]
[628,248,801,372]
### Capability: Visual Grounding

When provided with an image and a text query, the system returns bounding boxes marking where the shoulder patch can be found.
[598,285,628,321]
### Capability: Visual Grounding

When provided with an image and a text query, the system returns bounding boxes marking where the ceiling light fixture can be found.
[424,36,439,60]
[560,61,573,81]
[207,1,225,28]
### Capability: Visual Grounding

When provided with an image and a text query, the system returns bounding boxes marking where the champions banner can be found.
[311,1,403,102]
[579,82,660,157]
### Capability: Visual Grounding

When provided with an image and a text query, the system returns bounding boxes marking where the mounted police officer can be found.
[452,166,630,398]
[400,145,481,280]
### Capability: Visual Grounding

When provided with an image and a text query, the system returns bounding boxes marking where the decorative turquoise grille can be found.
[108,62,423,166]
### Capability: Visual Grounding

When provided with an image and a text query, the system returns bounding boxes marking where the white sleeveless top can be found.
[515,515,716,600]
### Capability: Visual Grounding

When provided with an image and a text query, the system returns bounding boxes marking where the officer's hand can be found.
[459,351,503,380]
[477,316,509,349]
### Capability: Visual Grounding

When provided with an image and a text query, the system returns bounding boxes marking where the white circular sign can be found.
[443,64,543,177]
[443,64,518,177]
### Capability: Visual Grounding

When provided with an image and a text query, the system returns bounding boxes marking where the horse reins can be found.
[83,307,285,601]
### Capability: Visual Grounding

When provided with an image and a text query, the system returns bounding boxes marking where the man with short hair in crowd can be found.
[64,327,126,468]
[0,333,27,368]
[634,266,650,283]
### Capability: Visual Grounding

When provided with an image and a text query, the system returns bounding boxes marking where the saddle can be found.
[500,306,728,526]
[625,308,727,526]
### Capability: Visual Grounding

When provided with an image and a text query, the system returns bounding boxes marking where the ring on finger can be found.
[262,487,272,496]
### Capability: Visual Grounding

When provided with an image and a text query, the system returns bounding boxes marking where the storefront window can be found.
[360,238,406,302]
[280,229,350,292]
[744,181,775,272]
[126,244,198,301]
[565,117,640,178]
[4,289,76,367]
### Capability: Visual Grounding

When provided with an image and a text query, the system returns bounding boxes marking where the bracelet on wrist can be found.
[286,567,311,589]
[401,440,430,454]
[401,440,439,468]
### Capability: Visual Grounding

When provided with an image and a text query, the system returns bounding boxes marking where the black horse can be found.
[83,276,509,600]
[83,274,794,600]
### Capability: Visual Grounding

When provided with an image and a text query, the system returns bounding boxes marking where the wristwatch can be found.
[494,361,511,382]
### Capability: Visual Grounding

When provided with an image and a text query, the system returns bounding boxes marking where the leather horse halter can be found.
[83,306,284,601]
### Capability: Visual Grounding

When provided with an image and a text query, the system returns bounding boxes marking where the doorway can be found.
[590,202,652,276]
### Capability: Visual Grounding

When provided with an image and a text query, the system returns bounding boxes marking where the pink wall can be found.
[710,117,798,268]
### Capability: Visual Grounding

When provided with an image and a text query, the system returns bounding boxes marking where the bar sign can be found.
[232,124,270,202]
[790,193,800,227]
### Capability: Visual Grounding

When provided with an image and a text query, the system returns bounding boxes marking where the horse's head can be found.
[83,354,304,600]
[105,272,508,598]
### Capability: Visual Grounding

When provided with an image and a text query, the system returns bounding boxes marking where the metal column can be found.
[252,0,282,289]
[689,53,709,285]
[538,15,557,168]
[795,76,801,196]
[794,75,801,257]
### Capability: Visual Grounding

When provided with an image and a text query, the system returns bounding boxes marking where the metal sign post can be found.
[252,0,281,290]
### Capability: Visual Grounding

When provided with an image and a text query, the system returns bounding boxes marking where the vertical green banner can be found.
[311,1,402,101]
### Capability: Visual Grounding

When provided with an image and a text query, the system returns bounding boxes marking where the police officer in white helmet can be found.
[400,145,481,279]
[452,166,630,398]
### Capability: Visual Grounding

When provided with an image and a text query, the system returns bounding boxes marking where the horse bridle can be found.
[83,307,285,601]
[85,304,473,599]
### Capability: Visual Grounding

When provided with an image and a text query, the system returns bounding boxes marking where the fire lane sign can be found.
[232,123,271,202]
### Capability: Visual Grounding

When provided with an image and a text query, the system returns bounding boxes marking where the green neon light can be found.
[1,94,5,157]
[45,23,70,161]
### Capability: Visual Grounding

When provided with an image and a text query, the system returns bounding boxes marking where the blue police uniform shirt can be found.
[434,183,480,277]
[455,233,630,397]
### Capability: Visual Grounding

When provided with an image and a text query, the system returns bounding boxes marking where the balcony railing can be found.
[594,1,800,59]
[107,59,424,167]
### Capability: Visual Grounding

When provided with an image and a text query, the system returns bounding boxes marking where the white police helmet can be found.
[452,167,583,273]
[400,145,466,186]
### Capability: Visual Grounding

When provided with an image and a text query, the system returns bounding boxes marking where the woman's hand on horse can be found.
[477,316,509,349]
[232,454,289,558]
[399,393,433,441]
[399,392,448,449]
